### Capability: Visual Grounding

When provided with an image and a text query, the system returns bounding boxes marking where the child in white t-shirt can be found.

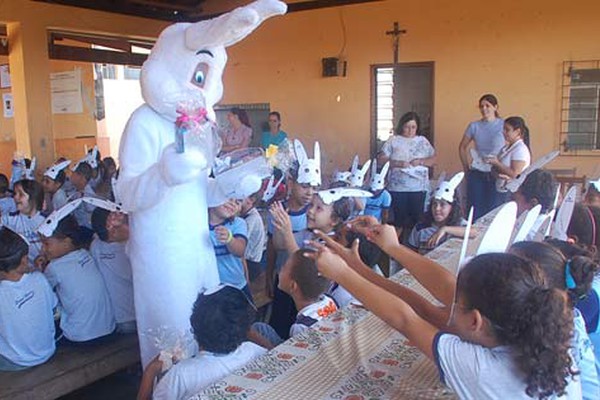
[0,227,57,371]
[1,180,45,266]
[240,192,266,280]
[67,163,98,229]
[41,160,70,214]
[90,208,136,333]
[41,215,115,343]
[138,285,266,400]
[315,220,582,399]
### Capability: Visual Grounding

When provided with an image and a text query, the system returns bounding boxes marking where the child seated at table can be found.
[138,285,266,400]
[313,220,582,399]
[250,249,338,349]
[90,208,136,333]
[0,174,16,216]
[510,240,600,399]
[208,198,251,298]
[41,215,116,344]
[0,227,57,371]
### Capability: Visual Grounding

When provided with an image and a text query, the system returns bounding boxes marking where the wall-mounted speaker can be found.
[322,57,347,77]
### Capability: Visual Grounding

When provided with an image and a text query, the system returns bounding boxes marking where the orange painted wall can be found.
[221,0,600,177]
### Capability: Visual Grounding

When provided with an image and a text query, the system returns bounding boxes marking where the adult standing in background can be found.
[378,111,436,240]
[261,111,288,149]
[458,94,505,219]
[220,108,253,154]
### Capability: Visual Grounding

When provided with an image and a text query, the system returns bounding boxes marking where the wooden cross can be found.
[385,22,407,64]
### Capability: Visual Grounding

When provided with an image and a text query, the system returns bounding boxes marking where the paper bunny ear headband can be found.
[73,146,99,170]
[349,155,371,188]
[370,159,390,191]
[37,197,125,237]
[262,175,284,203]
[44,160,71,180]
[24,157,36,180]
[433,172,464,203]
[504,150,560,193]
[589,177,600,193]
[294,139,321,187]
[333,171,351,185]
[317,187,373,205]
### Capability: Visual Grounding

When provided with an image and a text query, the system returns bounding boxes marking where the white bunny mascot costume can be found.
[117,0,287,367]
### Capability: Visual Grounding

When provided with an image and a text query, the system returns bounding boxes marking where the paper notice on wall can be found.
[0,65,10,89]
[3,93,13,118]
[50,70,83,114]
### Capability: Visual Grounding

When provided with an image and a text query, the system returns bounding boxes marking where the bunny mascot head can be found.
[116,0,286,368]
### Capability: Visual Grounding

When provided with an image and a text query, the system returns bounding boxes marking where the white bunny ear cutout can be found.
[370,160,390,191]
[350,155,359,174]
[511,204,542,244]
[350,158,371,188]
[550,186,577,240]
[530,212,554,242]
[590,177,600,192]
[433,172,464,203]
[476,201,518,255]
[24,157,36,180]
[111,176,122,205]
[185,0,286,50]
[505,150,560,193]
[262,175,284,202]
[37,199,83,237]
[551,183,562,211]
[318,188,372,205]
[447,206,474,325]
[293,139,308,164]
[44,160,72,180]
[295,139,321,187]
[82,197,126,213]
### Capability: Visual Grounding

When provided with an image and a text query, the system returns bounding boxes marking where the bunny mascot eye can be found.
[115,0,287,368]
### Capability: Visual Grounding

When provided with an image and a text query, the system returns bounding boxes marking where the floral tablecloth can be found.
[190,209,498,400]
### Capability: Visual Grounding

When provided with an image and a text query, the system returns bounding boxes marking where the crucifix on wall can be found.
[385,22,407,64]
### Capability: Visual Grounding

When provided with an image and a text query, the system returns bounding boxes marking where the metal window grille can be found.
[375,67,395,142]
[560,60,600,152]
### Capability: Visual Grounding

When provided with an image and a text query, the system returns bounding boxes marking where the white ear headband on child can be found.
[37,197,126,237]
[44,160,71,180]
[349,155,371,188]
[504,150,559,193]
[333,171,351,184]
[369,159,390,191]
[317,187,373,205]
[432,172,464,203]
[262,175,284,203]
[294,139,321,187]
[73,145,99,170]
[590,177,600,192]
[24,157,36,180]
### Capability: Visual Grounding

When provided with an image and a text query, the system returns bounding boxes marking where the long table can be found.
[191,210,498,400]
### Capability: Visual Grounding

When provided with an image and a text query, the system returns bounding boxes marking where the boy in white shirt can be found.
[67,163,97,229]
[90,208,136,333]
[0,227,57,370]
[240,193,266,280]
[138,285,266,400]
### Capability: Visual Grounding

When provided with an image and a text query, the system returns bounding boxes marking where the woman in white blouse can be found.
[485,116,531,206]
[378,112,436,238]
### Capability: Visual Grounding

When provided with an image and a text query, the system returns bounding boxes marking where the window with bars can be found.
[560,60,600,152]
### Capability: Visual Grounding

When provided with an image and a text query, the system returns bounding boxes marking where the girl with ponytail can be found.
[309,220,581,399]
[485,116,532,207]
[510,240,600,399]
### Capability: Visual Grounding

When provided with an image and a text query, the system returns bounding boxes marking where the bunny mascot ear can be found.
[476,201,518,255]
[511,204,542,244]
[37,199,83,237]
[550,186,578,240]
[433,172,464,203]
[44,160,71,180]
[505,150,560,193]
[184,0,287,50]
[318,187,373,205]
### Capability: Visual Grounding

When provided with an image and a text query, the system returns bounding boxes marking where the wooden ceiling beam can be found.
[48,43,148,66]
[287,0,382,13]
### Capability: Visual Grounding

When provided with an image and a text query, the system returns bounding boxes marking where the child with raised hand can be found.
[41,215,115,343]
[407,172,473,254]
[0,227,57,371]
[510,240,600,399]
[208,198,251,297]
[249,249,338,349]
[90,208,136,334]
[309,231,582,399]
[0,173,16,216]
[138,285,266,400]
[1,179,45,266]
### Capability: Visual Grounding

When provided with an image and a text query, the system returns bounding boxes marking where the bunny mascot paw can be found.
[116,0,287,368]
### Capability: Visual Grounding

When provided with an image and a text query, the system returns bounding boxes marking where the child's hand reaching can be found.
[303,241,351,282]
[269,201,292,234]
[426,227,447,248]
[311,230,364,271]
[214,225,233,244]
[348,216,400,253]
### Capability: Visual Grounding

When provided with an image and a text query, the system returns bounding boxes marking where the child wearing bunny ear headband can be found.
[365,160,392,223]
[408,172,474,254]
[42,159,71,213]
